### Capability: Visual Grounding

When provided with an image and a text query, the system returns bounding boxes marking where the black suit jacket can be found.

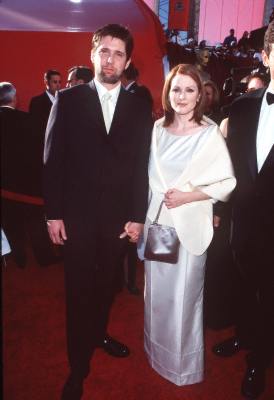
[0,107,37,195]
[44,81,153,243]
[227,88,274,259]
[29,92,54,196]
[29,92,53,132]
[127,81,153,110]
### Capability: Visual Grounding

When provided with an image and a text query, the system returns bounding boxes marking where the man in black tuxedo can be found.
[1,82,57,267]
[44,24,152,399]
[29,69,61,196]
[212,21,274,399]
[122,62,153,111]
[29,69,61,133]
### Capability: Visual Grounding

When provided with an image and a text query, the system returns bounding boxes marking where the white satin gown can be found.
[144,126,212,386]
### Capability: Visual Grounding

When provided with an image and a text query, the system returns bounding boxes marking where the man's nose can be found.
[107,54,114,64]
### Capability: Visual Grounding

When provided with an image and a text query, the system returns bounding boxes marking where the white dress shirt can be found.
[92,78,121,134]
[46,90,56,104]
[256,84,274,172]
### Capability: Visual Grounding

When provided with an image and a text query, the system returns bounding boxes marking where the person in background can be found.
[246,72,268,92]
[237,31,250,54]
[203,80,222,124]
[212,21,274,399]
[29,69,62,197]
[195,48,211,81]
[66,66,94,87]
[29,69,61,136]
[44,24,152,400]
[143,64,236,387]
[1,82,58,268]
[122,62,153,111]
[223,28,237,47]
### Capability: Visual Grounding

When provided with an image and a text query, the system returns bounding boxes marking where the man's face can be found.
[262,43,274,83]
[91,35,130,87]
[46,74,61,95]
[66,70,78,88]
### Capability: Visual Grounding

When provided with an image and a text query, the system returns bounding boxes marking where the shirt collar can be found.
[0,105,15,110]
[125,81,136,91]
[266,82,274,95]
[46,90,56,103]
[93,78,121,103]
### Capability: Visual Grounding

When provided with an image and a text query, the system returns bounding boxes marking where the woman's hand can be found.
[164,188,210,209]
[164,189,191,209]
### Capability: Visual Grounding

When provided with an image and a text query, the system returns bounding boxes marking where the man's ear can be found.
[91,49,95,64]
[125,58,131,71]
[262,50,269,67]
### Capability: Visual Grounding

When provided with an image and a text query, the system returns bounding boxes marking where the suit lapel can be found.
[109,87,130,137]
[245,89,265,180]
[84,81,106,133]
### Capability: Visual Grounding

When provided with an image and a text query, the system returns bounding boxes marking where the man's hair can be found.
[0,82,16,106]
[246,72,269,87]
[92,24,134,60]
[124,63,139,81]
[264,20,274,56]
[68,66,94,83]
[44,69,61,81]
[162,64,206,127]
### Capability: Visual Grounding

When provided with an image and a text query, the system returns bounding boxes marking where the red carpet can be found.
[3,253,274,400]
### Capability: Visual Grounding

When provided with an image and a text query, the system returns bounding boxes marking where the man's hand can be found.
[47,219,67,245]
[213,215,221,228]
[120,222,144,243]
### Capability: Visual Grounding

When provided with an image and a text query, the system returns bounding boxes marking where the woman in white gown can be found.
[144,64,236,386]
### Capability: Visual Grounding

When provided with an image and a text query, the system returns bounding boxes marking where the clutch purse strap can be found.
[153,200,164,224]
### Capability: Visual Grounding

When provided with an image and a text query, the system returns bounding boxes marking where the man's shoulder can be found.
[230,88,265,111]
[0,107,28,119]
[30,92,47,102]
[58,83,93,101]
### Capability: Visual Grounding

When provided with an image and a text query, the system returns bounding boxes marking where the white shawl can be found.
[147,117,236,256]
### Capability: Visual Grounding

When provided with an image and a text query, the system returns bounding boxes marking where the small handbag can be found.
[144,201,180,264]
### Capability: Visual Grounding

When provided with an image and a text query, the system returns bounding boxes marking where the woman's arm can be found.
[164,188,210,209]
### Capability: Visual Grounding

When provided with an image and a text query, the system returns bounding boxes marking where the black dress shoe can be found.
[127,285,140,296]
[101,335,130,358]
[212,336,243,357]
[241,366,265,399]
[61,374,84,400]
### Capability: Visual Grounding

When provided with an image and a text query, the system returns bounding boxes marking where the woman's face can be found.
[204,85,214,108]
[169,73,200,118]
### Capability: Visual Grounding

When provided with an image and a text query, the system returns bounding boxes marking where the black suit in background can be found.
[1,106,57,267]
[44,81,153,377]
[127,81,153,111]
[29,92,53,196]
[227,88,274,368]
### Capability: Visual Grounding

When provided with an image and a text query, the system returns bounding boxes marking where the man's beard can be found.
[98,70,121,84]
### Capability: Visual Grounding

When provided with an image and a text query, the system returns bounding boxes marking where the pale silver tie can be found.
[101,92,112,133]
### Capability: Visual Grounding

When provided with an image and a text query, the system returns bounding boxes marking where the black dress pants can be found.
[234,249,274,368]
[63,227,127,378]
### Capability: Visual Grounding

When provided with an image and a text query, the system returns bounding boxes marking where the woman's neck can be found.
[168,113,202,136]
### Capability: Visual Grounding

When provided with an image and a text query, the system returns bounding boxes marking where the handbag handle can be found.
[153,200,164,224]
